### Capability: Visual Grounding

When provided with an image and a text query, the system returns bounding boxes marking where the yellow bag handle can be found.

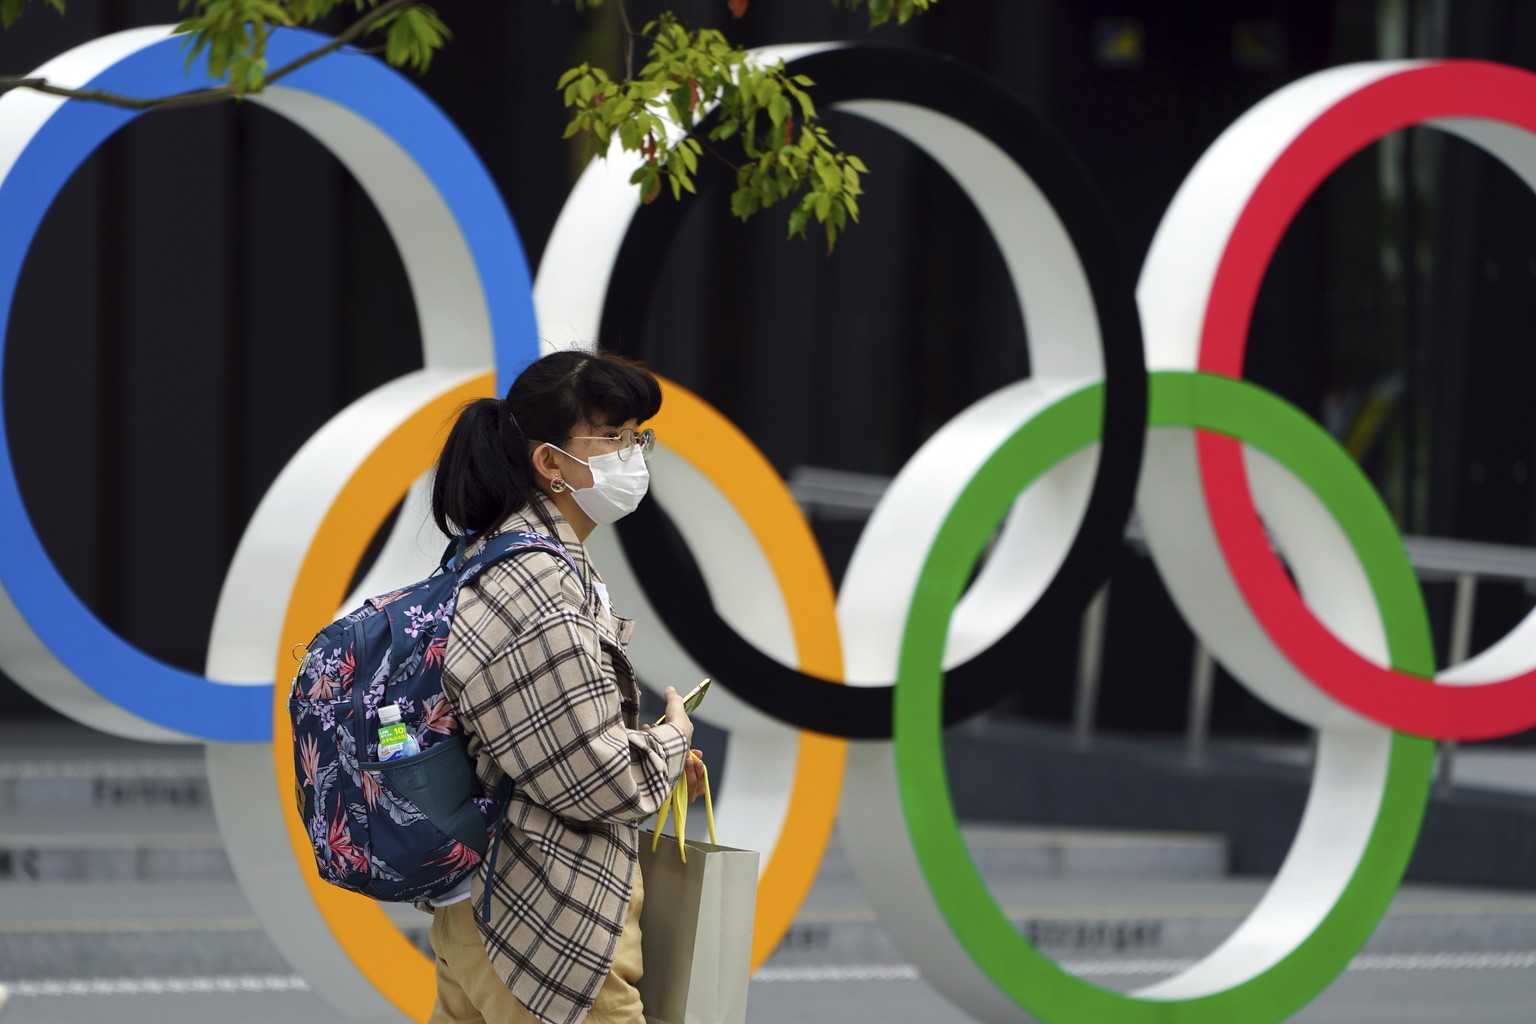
[650,752,715,863]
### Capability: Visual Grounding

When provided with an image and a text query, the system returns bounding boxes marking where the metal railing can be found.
[785,465,1535,787]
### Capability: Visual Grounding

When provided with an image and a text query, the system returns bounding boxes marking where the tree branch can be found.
[0,0,417,112]
[615,0,635,81]
[699,138,741,173]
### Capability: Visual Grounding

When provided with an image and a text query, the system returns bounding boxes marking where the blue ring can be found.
[0,29,537,740]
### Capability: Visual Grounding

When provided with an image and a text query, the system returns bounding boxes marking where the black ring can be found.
[604,43,1146,739]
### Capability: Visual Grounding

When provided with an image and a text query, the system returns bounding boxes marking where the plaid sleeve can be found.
[454,561,688,824]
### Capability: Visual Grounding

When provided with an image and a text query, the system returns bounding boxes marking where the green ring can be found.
[893,370,1434,1022]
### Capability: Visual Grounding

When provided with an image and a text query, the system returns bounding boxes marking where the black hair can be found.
[431,349,662,539]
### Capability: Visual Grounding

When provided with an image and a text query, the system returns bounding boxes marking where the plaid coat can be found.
[442,499,690,1024]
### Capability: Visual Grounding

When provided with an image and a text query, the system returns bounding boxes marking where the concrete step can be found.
[947,720,1536,888]
[0,805,229,883]
[769,873,1536,971]
[0,754,209,812]
[0,721,208,813]
[0,880,432,980]
[813,823,1228,882]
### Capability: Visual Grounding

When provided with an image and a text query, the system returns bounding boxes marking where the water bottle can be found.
[377,703,421,761]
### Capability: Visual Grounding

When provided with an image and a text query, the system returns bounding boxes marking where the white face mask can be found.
[546,445,650,526]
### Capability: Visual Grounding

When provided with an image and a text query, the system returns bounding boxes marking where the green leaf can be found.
[379,6,451,75]
[676,141,698,174]
[617,118,640,150]
[731,187,760,220]
[1,0,27,29]
[250,1,289,25]
[787,201,811,239]
[847,154,869,173]
[768,93,791,127]
[793,87,816,120]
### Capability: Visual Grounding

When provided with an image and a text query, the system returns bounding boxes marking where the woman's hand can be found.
[660,685,695,746]
[684,749,706,803]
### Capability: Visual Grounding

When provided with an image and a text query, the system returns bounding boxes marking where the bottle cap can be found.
[378,704,401,725]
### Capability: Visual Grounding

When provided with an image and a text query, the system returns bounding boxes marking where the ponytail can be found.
[430,397,545,538]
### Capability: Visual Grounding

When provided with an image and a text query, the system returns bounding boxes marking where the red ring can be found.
[1198,61,1536,741]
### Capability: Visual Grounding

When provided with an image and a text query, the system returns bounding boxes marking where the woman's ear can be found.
[530,442,562,487]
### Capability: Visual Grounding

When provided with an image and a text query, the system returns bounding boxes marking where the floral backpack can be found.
[288,530,577,905]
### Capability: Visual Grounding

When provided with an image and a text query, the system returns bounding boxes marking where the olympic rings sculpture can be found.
[1,26,1533,1024]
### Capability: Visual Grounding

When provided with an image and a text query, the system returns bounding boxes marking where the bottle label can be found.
[378,721,409,761]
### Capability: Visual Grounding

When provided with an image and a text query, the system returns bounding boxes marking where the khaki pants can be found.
[428,869,645,1024]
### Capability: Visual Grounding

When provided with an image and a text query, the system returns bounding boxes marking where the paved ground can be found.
[2,721,1533,1024]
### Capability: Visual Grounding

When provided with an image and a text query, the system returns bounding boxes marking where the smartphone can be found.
[655,678,711,726]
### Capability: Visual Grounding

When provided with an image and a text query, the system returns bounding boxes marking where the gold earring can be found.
[551,477,567,493]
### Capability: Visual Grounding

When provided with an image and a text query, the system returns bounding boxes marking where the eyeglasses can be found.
[565,426,656,463]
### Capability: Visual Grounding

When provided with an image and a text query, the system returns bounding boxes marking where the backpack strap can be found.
[479,774,513,926]
[438,534,469,574]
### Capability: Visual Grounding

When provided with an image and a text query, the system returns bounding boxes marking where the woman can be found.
[426,349,705,1024]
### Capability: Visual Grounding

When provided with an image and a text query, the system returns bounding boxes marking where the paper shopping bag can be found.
[636,831,760,1024]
